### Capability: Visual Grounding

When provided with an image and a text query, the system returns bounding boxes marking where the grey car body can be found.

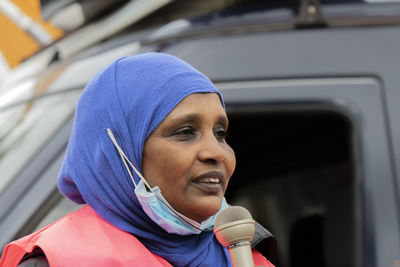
[1,1,400,266]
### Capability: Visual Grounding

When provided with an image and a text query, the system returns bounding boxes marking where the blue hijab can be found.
[58,53,232,267]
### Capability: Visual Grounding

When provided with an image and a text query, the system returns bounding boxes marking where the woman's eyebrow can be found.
[168,113,199,125]
[167,113,228,127]
[217,115,229,128]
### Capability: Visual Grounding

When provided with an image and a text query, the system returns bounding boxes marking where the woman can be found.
[0,53,275,266]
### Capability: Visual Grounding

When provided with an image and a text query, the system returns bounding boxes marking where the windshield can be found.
[0,90,81,193]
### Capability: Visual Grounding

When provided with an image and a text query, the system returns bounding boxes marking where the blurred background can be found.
[0,0,62,69]
[1,1,400,267]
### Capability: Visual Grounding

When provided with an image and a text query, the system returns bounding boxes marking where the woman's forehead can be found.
[171,93,225,114]
[161,93,228,125]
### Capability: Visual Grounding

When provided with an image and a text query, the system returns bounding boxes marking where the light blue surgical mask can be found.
[107,129,228,235]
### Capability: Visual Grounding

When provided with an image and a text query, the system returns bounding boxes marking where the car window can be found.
[0,90,81,193]
[226,108,355,267]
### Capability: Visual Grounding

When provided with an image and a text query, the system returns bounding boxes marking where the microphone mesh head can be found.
[214,206,253,229]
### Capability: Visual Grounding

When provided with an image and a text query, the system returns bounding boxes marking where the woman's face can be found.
[142,93,236,223]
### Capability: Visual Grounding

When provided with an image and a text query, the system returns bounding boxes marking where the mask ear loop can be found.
[106,128,211,232]
[107,128,152,190]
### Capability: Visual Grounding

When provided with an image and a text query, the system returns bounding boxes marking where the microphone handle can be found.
[228,243,255,267]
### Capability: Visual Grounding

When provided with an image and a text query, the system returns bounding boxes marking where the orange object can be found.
[0,205,273,266]
[0,0,63,68]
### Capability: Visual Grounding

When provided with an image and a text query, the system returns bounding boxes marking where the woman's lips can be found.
[192,171,224,193]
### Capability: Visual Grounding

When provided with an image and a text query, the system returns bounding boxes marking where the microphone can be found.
[214,206,255,267]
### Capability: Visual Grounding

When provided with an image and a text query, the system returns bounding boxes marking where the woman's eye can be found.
[172,127,196,140]
[215,129,227,141]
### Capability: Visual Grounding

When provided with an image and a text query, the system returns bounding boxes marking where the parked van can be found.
[1,1,400,266]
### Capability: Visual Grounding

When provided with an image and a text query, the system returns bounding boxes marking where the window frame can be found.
[218,76,399,267]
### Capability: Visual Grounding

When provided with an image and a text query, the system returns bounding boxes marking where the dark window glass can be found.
[226,108,355,267]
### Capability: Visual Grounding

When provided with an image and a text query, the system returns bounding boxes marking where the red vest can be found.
[0,206,273,267]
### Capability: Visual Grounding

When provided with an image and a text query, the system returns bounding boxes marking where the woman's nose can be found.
[197,134,226,163]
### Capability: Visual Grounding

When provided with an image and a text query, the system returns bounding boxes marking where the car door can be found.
[216,77,399,267]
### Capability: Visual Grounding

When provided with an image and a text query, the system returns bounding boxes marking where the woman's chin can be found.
[187,196,223,223]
